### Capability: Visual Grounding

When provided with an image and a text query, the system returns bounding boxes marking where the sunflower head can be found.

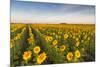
[87,37,90,40]
[10,39,14,48]
[27,37,34,44]
[10,42,14,48]
[37,52,47,64]
[75,50,81,58]
[76,41,80,47]
[23,51,32,61]
[52,40,58,46]
[60,45,66,52]
[33,46,40,54]
[73,35,75,39]
[81,40,84,43]
[45,36,53,42]
[66,52,73,61]
[16,33,21,39]
[49,36,53,41]
[64,34,68,39]
[14,34,21,40]
[75,38,79,41]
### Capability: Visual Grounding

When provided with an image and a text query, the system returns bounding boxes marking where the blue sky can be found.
[11,0,95,24]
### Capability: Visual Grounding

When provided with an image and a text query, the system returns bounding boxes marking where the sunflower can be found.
[53,33,55,35]
[45,36,53,42]
[23,51,32,61]
[64,33,68,39]
[14,34,21,40]
[45,36,49,41]
[87,37,90,40]
[81,40,84,43]
[75,50,81,58]
[10,39,14,48]
[11,29,14,32]
[52,40,58,46]
[17,33,21,37]
[75,38,79,41]
[73,35,75,39]
[76,41,80,47]
[49,36,53,41]
[81,48,85,51]
[10,42,14,48]
[29,33,34,37]
[84,35,87,39]
[33,46,40,54]
[60,45,66,52]
[27,37,34,44]
[37,52,47,64]
[16,33,21,40]
[66,52,73,61]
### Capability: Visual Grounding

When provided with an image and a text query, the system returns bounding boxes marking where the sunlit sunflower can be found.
[37,52,47,64]
[52,40,58,46]
[58,31,62,35]
[11,29,14,32]
[49,36,53,41]
[33,46,40,54]
[58,32,60,34]
[87,37,90,40]
[53,33,55,35]
[84,35,87,39]
[66,52,73,61]
[14,34,21,40]
[17,33,21,37]
[60,45,66,52]
[75,50,81,58]
[81,48,85,51]
[64,34,68,39]
[16,33,21,40]
[75,38,79,41]
[81,40,84,43]
[45,36,53,42]
[10,39,14,48]
[10,42,14,48]
[45,36,49,41]
[23,51,32,61]
[76,41,80,47]
[73,35,75,39]
[27,37,34,44]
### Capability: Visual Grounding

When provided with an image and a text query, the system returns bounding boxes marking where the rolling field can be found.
[10,23,95,66]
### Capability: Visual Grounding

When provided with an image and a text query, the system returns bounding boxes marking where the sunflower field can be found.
[10,23,95,67]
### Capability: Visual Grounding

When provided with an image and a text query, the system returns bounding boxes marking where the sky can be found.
[11,0,95,24]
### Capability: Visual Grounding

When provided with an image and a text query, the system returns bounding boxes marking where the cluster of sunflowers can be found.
[10,23,95,67]
[23,26,47,65]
